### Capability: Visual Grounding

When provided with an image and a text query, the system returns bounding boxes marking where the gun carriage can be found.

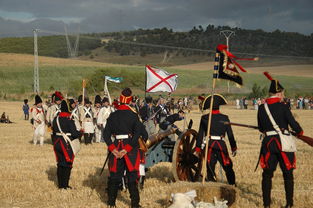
[141,120,202,182]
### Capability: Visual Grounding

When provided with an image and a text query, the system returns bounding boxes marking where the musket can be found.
[99,152,111,176]
[223,121,313,148]
[143,107,162,125]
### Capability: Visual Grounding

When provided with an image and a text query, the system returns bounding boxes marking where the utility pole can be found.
[220,30,235,93]
[33,29,40,94]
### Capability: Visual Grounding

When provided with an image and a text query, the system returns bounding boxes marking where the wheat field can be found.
[0,101,312,208]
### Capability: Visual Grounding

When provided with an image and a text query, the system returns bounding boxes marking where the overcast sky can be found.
[0,0,312,37]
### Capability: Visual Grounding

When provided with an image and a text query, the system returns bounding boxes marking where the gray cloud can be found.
[0,0,312,37]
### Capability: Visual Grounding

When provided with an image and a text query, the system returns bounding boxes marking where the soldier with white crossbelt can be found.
[31,95,46,146]
[80,98,94,144]
[97,97,112,142]
[46,91,63,144]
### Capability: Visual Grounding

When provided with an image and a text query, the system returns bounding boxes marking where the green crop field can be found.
[0,53,312,100]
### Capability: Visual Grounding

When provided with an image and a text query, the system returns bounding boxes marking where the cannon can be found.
[141,120,202,182]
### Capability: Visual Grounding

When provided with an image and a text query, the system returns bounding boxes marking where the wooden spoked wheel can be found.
[172,129,202,182]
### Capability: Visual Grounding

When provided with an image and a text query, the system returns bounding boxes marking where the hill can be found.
[0,25,313,67]
[0,53,312,100]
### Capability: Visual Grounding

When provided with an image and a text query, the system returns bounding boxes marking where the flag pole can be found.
[201,51,220,185]
[82,79,86,106]
[144,65,147,99]
[104,77,112,105]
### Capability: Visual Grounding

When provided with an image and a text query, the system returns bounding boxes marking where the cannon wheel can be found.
[172,129,202,182]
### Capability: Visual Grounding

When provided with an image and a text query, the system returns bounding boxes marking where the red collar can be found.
[212,110,220,114]
[59,112,71,117]
[117,105,131,111]
[266,97,281,104]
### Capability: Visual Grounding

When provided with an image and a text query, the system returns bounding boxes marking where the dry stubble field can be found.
[0,102,312,208]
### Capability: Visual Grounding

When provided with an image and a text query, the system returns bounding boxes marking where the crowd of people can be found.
[21,74,309,208]
[235,96,313,110]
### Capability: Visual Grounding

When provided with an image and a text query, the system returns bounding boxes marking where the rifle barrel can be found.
[223,121,259,129]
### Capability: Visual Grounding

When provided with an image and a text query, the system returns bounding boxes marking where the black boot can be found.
[57,166,66,189]
[128,182,141,208]
[139,176,145,190]
[283,171,294,208]
[262,170,273,207]
[107,178,119,207]
[64,167,72,189]
[225,165,236,185]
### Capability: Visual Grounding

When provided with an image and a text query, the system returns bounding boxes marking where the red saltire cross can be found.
[146,65,177,92]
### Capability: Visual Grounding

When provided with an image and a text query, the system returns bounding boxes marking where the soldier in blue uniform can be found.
[258,72,303,208]
[195,94,237,185]
[103,88,142,208]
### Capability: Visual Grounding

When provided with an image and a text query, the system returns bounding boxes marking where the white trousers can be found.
[33,124,45,145]
[94,126,102,143]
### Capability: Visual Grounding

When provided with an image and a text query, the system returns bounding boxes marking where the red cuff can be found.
[124,144,133,152]
[298,131,304,136]
[108,144,116,152]
[195,147,201,153]
[231,147,237,152]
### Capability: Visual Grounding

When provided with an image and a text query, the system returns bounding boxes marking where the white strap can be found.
[71,108,79,120]
[56,117,72,143]
[264,103,282,134]
[84,107,92,117]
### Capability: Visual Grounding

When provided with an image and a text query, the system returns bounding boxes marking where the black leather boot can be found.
[107,178,119,207]
[128,182,141,208]
[262,170,273,208]
[283,171,294,208]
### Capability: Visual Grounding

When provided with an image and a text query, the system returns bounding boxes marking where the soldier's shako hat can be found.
[78,95,83,103]
[35,95,42,105]
[120,88,132,104]
[54,91,63,101]
[202,94,227,110]
[84,98,91,104]
[264,72,284,93]
[94,95,101,104]
[60,100,71,113]
[145,96,153,104]
[102,97,109,104]
[68,98,75,105]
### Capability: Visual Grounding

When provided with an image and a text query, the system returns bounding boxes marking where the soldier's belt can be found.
[115,135,129,140]
[56,133,72,136]
[210,136,224,140]
[265,130,289,136]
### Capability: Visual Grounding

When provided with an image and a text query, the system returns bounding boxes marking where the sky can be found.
[0,0,312,37]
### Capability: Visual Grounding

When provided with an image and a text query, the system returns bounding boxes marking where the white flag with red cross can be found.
[145,65,178,93]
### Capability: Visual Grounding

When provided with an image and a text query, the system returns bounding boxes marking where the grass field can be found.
[0,53,312,99]
[0,102,312,208]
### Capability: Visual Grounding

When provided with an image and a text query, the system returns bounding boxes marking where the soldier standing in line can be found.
[52,99,80,189]
[195,94,237,185]
[97,97,112,142]
[139,96,156,136]
[155,96,170,123]
[31,95,46,146]
[69,98,82,142]
[103,88,142,208]
[80,98,94,145]
[46,91,63,144]
[93,95,102,143]
[258,72,303,208]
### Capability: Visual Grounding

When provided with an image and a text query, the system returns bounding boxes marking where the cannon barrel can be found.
[139,128,177,152]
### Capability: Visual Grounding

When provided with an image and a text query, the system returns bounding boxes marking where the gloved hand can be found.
[232,150,237,157]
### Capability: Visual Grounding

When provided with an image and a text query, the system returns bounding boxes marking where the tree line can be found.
[0,25,312,58]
